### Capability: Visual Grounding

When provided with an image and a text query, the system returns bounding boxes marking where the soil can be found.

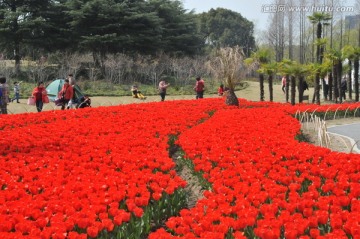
[176,159,205,208]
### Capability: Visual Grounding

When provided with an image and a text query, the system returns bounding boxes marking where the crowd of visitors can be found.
[7,73,356,115]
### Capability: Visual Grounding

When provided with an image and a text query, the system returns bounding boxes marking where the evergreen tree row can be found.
[0,0,256,74]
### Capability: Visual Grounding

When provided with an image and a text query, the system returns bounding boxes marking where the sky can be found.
[181,0,358,32]
[181,0,273,31]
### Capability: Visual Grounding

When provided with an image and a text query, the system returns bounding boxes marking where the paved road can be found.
[328,123,360,152]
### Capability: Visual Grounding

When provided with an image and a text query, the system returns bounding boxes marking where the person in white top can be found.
[158,80,170,101]
[323,75,329,101]
[281,76,286,93]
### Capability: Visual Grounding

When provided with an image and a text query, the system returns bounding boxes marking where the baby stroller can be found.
[76,96,91,109]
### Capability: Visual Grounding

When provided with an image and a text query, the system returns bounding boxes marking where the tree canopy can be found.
[0,0,219,58]
[0,1,202,56]
[0,0,256,76]
[0,0,53,72]
[198,8,255,55]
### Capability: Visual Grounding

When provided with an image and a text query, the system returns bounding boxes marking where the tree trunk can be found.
[348,60,352,100]
[314,72,321,105]
[11,4,21,76]
[225,90,239,106]
[313,22,322,105]
[333,64,338,103]
[312,88,316,103]
[337,62,343,103]
[291,75,296,105]
[259,74,265,101]
[312,73,320,105]
[100,50,107,77]
[286,75,290,103]
[268,75,273,102]
[321,78,328,101]
[289,13,293,60]
[316,22,321,64]
[328,72,333,101]
[298,76,304,103]
[14,43,21,75]
[354,57,359,101]
[93,52,101,70]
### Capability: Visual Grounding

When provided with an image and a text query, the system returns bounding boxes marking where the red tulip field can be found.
[0,98,360,239]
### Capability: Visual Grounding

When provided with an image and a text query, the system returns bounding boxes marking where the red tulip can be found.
[86,225,99,238]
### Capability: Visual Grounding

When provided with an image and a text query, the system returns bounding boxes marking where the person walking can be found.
[32,82,48,112]
[194,77,205,99]
[341,77,347,100]
[0,76,10,114]
[58,79,74,110]
[12,81,21,103]
[158,80,170,101]
[281,76,286,93]
[302,80,309,91]
[67,74,76,109]
[323,75,329,101]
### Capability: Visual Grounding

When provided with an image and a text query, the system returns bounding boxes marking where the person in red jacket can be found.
[58,79,74,110]
[194,76,205,99]
[218,84,225,96]
[32,82,48,112]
